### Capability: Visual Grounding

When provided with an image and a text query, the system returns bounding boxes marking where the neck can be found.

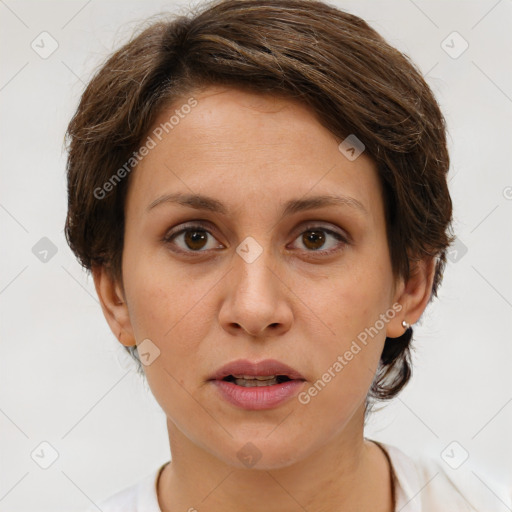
[157,411,394,512]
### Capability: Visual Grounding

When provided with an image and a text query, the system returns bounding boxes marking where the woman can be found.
[64,0,509,510]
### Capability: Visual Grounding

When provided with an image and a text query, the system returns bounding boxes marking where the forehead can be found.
[126,86,381,218]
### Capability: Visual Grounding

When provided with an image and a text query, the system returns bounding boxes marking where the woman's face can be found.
[114,86,405,468]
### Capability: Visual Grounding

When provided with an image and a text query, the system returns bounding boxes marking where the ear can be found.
[386,256,436,339]
[91,265,136,347]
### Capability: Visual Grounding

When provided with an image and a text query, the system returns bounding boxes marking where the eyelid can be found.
[292,221,350,241]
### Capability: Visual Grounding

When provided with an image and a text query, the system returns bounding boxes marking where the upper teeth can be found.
[233,375,280,387]
[232,375,277,380]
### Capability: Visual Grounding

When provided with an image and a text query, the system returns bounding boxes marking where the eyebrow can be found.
[146,192,367,216]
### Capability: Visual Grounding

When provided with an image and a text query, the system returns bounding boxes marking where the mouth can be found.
[209,358,306,384]
[208,359,306,410]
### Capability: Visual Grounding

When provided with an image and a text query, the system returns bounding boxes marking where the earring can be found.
[401,320,410,331]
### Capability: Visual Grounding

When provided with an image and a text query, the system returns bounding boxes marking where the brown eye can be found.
[183,229,209,250]
[290,226,347,254]
[164,224,224,253]
[302,230,326,250]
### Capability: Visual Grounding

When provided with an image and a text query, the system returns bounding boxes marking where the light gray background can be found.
[1,0,511,510]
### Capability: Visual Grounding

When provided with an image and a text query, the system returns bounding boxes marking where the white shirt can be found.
[87,441,510,511]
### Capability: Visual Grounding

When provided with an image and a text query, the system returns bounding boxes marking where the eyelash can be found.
[162,221,349,256]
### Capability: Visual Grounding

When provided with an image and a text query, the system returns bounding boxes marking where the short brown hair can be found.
[65,0,453,412]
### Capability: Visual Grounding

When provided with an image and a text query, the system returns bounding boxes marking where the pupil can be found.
[185,230,207,250]
[303,230,325,250]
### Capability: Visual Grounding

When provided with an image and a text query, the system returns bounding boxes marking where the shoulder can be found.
[84,465,164,512]
[377,441,510,512]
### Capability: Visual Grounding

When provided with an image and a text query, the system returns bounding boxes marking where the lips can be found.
[209,359,306,410]
[209,359,306,382]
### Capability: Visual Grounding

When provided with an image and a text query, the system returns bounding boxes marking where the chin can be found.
[215,433,313,471]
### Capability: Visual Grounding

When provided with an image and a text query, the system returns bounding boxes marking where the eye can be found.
[163,224,224,253]
[289,226,348,254]
[163,222,348,256]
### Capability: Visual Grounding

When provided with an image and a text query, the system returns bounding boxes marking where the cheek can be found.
[123,238,209,341]
[128,280,211,355]
[305,261,391,342]
[296,284,387,427]
[122,250,224,388]
[125,267,215,421]
[295,261,391,403]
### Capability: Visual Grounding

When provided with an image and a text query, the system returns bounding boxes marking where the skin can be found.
[93,86,435,512]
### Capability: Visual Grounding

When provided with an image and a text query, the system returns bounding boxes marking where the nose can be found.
[218,249,293,338]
